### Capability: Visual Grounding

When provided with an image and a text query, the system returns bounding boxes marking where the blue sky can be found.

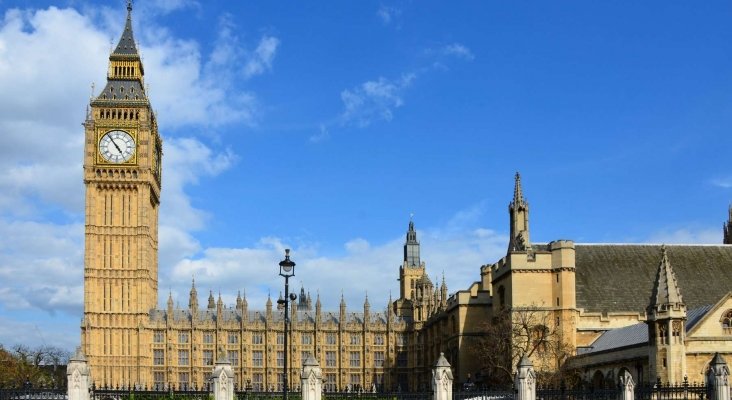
[0,0,730,350]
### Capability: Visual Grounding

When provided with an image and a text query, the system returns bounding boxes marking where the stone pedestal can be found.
[66,347,90,400]
[432,353,453,400]
[708,353,731,400]
[619,369,635,400]
[514,356,536,400]
[212,355,234,400]
[301,355,323,400]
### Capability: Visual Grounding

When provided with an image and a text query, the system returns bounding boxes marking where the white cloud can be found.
[160,205,507,313]
[340,73,416,127]
[647,228,722,244]
[377,5,401,26]
[441,43,475,61]
[161,137,235,231]
[243,35,280,79]
[0,7,108,214]
[143,0,200,15]
[0,5,256,350]
[0,219,83,315]
[309,124,330,143]
[711,177,732,189]
[425,42,475,62]
[140,28,258,129]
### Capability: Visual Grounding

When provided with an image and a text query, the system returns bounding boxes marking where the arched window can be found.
[721,310,732,332]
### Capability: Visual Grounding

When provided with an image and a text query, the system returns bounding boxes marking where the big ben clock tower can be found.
[81,1,162,385]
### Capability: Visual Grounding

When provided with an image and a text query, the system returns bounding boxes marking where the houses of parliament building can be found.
[81,4,732,391]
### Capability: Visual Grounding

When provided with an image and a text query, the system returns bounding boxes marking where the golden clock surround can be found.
[95,127,138,165]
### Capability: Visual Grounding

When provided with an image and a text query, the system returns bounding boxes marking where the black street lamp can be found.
[277,249,297,400]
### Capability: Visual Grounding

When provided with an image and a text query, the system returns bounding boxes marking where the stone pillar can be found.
[432,353,453,400]
[301,355,323,400]
[708,353,731,400]
[212,355,234,400]
[514,356,536,400]
[619,369,635,400]
[67,347,90,400]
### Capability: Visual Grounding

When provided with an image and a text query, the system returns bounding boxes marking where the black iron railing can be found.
[0,388,67,400]
[635,382,708,400]
[453,389,515,400]
[91,385,211,400]
[322,392,432,400]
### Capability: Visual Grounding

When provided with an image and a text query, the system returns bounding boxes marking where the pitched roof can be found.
[112,4,139,57]
[579,305,712,355]
[575,244,732,314]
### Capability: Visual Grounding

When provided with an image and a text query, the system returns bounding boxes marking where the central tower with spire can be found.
[81,1,162,386]
[393,218,445,323]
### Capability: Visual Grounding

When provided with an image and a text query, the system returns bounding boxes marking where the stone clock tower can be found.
[81,2,162,385]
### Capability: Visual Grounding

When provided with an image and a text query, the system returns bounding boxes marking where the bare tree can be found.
[0,344,70,388]
[474,306,575,388]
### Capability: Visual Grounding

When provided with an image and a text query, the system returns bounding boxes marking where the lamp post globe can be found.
[277,249,296,400]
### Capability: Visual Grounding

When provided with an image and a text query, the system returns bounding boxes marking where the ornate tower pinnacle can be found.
[508,172,531,252]
[167,291,174,312]
[189,278,198,310]
[266,293,273,320]
[208,291,215,309]
[648,245,686,317]
[724,204,731,244]
[404,217,421,267]
[647,245,687,384]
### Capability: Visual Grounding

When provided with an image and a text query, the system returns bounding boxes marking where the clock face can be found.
[99,130,135,163]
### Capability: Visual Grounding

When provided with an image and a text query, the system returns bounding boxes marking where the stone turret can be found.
[266,294,273,321]
[208,291,216,309]
[364,294,370,323]
[339,294,346,327]
[508,172,531,253]
[166,292,174,316]
[647,245,687,384]
[440,275,448,309]
[217,293,224,321]
[189,279,199,317]
[315,293,322,324]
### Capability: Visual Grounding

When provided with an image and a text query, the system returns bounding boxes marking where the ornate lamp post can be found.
[277,249,297,400]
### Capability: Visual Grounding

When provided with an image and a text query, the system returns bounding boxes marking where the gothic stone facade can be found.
[81,4,732,391]
[80,6,430,391]
[414,173,732,386]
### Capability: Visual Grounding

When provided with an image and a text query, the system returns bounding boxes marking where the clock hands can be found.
[106,132,124,155]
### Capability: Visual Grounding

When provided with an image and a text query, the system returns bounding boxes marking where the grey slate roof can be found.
[579,323,647,355]
[579,305,712,355]
[95,80,146,103]
[575,244,732,314]
[150,307,390,325]
[113,7,139,57]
